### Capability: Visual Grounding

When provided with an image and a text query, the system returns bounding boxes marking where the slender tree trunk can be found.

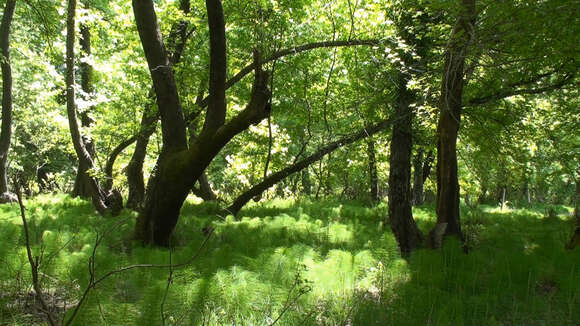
[0,0,16,203]
[228,118,396,216]
[302,168,311,195]
[388,72,423,255]
[104,135,138,192]
[66,0,121,215]
[432,0,476,242]
[126,102,157,209]
[367,137,379,203]
[412,147,425,206]
[72,5,96,198]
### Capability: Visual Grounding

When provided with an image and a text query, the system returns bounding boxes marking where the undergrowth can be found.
[0,195,578,325]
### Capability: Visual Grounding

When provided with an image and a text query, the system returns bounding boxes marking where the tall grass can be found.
[0,195,577,325]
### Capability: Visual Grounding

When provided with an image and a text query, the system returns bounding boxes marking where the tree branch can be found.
[197,39,382,108]
[203,0,227,132]
[228,116,400,215]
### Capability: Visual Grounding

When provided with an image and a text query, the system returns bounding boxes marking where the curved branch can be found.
[197,39,382,108]
[104,135,138,192]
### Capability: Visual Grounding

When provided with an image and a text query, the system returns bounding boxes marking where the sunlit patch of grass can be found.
[0,196,578,325]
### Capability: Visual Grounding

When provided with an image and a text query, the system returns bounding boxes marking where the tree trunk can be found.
[66,0,121,215]
[192,171,217,201]
[133,0,271,245]
[228,118,396,216]
[104,135,138,192]
[368,137,379,203]
[133,0,378,245]
[412,147,425,205]
[126,102,157,209]
[72,7,96,198]
[432,0,476,242]
[0,0,16,203]
[302,168,311,195]
[388,72,423,255]
[126,0,191,209]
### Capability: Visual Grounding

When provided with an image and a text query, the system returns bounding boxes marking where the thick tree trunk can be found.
[133,0,271,245]
[228,118,396,215]
[412,148,425,206]
[133,0,377,245]
[126,0,191,209]
[72,8,96,198]
[388,73,423,255]
[432,0,476,242]
[367,137,379,203]
[0,0,16,203]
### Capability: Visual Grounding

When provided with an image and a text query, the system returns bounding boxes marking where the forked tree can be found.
[132,0,381,245]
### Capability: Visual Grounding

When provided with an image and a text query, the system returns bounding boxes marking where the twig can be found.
[161,248,174,326]
[15,184,58,326]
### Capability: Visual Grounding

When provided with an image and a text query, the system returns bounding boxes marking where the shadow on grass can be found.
[0,196,578,325]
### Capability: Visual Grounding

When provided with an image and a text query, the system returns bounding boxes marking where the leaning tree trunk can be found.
[367,137,379,203]
[388,72,423,255]
[0,0,16,203]
[228,118,397,216]
[72,7,96,198]
[432,0,476,243]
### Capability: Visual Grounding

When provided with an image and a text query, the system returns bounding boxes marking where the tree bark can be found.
[433,0,476,241]
[72,4,96,198]
[0,0,16,203]
[228,117,397,216]
[133,0,379,245]
[104,135,138,192]
[388,72,423,255]
[133,0,271,245]
[367,137,379,203]
[412,147,425,206]
[126,0,191,209]
[66,0,121,215]
[126,102,157,209]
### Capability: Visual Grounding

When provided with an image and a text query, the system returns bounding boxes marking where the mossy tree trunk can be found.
[0,0,16,203]
[432,0,476,241]
[133,0,271,245]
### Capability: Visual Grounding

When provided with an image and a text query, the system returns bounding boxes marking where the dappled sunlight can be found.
[1,196,579,325]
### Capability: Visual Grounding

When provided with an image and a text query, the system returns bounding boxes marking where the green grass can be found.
[0,195,578,325]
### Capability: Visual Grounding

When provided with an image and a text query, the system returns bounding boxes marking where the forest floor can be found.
[0,195,578,326]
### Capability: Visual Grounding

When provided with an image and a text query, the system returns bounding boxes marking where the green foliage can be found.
[1,196,579,325]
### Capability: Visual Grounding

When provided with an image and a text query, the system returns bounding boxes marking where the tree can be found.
[72,1,97,198]
[65,0,121,215]
[132,0,381,245]
[0,0,16,203]
[431,0,476,243]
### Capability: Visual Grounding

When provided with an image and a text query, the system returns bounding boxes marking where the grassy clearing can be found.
[0,195,578,325]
